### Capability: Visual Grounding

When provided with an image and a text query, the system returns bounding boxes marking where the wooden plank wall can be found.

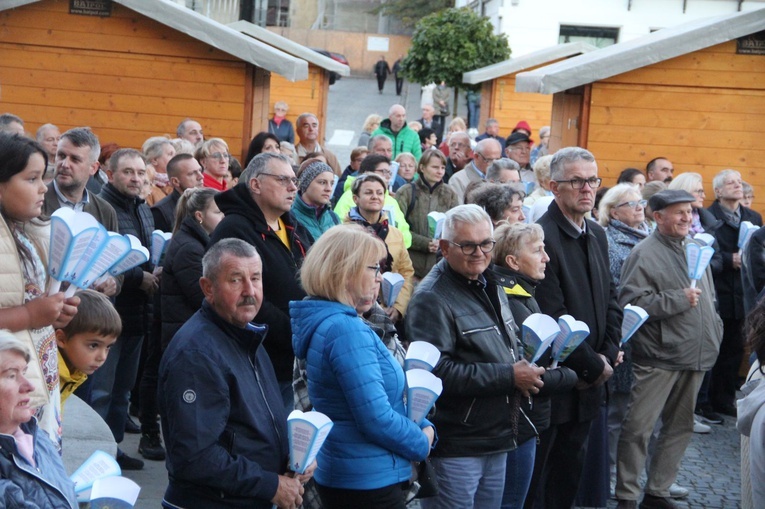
[586,40,765,212]
[268,64,330,144]
[0,0,253,158]
[486,74,553,143]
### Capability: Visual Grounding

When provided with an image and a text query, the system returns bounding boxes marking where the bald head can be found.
[389,105,406,132]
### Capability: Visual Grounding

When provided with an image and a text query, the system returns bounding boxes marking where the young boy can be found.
[56,289,121,404]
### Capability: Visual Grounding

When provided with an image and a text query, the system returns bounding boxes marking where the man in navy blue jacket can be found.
[159,239,313,508]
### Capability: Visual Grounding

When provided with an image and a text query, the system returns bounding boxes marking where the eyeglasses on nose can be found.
[447,239,496,255]
[259,172,298,187]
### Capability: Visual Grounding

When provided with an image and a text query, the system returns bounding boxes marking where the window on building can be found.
[559,25,619,48]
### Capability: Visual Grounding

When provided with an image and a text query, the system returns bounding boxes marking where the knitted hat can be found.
[298,161,333,194]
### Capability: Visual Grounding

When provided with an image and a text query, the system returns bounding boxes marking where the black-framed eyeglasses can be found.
[258,172,298,187]
[367,264,381,277]
[447,239,496,255]
[616,199,647,209]
[555,177,602,190]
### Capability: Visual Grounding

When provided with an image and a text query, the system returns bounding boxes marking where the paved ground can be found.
[96,78,744,508]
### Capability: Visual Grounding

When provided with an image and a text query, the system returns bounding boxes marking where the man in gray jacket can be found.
[615,190,723,509]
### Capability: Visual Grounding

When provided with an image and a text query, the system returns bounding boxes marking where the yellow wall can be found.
[0,0,265,160]
[586,41,765,211]
[268,27,411,76]
[269,64,331,143]
[486,75,554,142]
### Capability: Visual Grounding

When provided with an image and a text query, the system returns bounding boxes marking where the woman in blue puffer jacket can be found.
[291,224,435,509]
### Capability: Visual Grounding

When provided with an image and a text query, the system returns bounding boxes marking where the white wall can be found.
[458,0,765,57]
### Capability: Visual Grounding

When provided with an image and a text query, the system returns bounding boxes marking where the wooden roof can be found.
[516,8,765,94]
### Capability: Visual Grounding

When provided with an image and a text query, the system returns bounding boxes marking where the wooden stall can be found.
[462,42,596,142]
[230,20,350,145]
[0,0,308,161]
[516,9,765,211]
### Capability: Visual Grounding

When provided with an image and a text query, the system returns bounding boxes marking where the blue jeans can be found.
[502,439,536,509]
[87,334,144,443]
[422,453,507,509]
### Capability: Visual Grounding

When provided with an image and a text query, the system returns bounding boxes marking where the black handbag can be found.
[413,458,439,499]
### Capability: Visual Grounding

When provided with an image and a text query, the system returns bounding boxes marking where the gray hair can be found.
[598,183,642,227]
[203,239,259,282]
[170,138,195,156]
[176,118,197,138]
[108,148,144,172]
[35,123,58,142]
[533,154,554,183]
[0,330,31,362]
[712,169,740,192]
[368,134,391,151]
[442,204,493,241]
[493,222,545,264]
[60,127,101,164]
[469,183,524,224]
[486,158,520,182]
[485,118,499,127]
[475,138,500,157]
[296,113,318,127]
[668,172,703,195]
[0,113,24,130]
[142,136,173,162]
[743,181,753,196]
[241,152,292,184]
[549,147,596,181]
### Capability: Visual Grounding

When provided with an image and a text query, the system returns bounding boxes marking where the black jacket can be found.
[159,301,288,508]
[707,201,763,320]
[405,259,522,457]
[98,182,155,336]
[490,265,579,445]
[160,216,209,349]
[210,183,312,381]
[535,200,622,423]
[151,189,180,233]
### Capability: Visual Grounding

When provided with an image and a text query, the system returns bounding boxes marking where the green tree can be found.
[372,0,453,29]
[402,8,510,113]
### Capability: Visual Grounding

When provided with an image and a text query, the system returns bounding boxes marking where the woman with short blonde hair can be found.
[195,138,230,191]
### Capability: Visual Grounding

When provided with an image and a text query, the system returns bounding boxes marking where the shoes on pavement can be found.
[640,494,677,509]
[693,417,711,434]
[668,483,689,499]
[616,500,637,509]
[695,404,723,424]
[139,432,166,461]
[124,415,141,434]
[116,450,144,471]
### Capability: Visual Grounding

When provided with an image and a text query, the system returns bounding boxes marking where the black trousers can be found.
[316,482,407,509]
[395,77,404,95]
[524,418,594,509]
[376,75,387,92]
[711,317,744,410]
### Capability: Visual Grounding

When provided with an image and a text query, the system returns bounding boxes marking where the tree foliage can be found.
[401,8,511,91]
[372,0,453,29]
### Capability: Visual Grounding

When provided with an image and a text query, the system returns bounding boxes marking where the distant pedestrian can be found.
[393,56,404,96]
[374,56,391,94]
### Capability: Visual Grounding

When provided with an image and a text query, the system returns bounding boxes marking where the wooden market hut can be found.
[462,42,596,142]
[0,0,309,160]
[230,20,350,145]
[515,8,765,210]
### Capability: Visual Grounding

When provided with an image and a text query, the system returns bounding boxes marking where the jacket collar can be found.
[180,215,211,245]
[100,182,144,209]
[415,175,442,193]
[490,264,538,295]
[199,300,268,352]
[547,199,591,240]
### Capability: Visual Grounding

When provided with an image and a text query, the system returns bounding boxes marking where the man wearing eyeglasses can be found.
[210,152,313,414]
[505,132,537,191]
[526,147,623,509]
[448,138,501,203]
[406,204,545,509]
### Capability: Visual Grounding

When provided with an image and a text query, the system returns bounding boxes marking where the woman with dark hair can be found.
[244,131,281,168]
[616,168,646,190]
[0,133,79,447]
[160,187,222,349]
[469,183,526,226]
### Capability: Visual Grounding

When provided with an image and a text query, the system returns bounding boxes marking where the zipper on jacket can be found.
[1,444,72,504]
[249,356,282,446]
[462,398,477,424]
[462,325,499,336]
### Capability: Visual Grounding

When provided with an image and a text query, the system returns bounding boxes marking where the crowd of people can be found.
[0,100,763,509]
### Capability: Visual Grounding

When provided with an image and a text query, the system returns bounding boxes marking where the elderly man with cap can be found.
[614,190,723,509]
[505,132,536,190]
[291,160,340,240]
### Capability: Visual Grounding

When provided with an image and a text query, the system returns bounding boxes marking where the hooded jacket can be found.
[210,183,312,381]
[291,298,431,490]
[372,119,422,161]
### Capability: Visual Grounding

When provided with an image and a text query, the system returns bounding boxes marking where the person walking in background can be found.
[393,55,404,96]
[432,81,451,127]
[374,56,391,94]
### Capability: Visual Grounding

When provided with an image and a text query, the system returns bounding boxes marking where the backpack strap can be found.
[405,183,417,223]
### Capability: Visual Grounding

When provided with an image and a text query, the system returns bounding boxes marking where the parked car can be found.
[311,48,349,85]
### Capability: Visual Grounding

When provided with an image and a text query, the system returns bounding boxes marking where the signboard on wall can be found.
[70,0,112,17]
[367,37,390,52]
[737,31,765,55]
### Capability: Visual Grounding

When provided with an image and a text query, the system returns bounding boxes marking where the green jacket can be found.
[395,177,458,278]
[372,120,422,160]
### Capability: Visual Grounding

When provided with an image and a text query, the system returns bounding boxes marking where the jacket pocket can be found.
[219,427,236,454]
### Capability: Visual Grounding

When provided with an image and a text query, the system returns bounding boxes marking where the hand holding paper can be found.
[286,410,333,475]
